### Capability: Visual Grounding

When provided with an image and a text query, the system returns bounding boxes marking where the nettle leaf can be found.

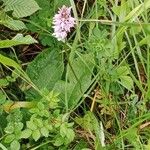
[26,49,64,91]
[3,0,40,18]
[54,53,94,108]
[0,34,37,48]
[0,11,26,30]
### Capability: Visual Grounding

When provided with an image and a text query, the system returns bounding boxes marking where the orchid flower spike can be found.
[52,5,76,42]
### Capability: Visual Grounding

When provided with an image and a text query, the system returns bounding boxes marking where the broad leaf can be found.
[3,0,40,18]
[54,53,94,108]
[0,34,37,48]
[26,49,64,90]
[0,11,26,30]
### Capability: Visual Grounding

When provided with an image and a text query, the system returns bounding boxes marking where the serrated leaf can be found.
[0,10,26,30]
[26,121,37,130]
[10,140,20,150]
[21,129,32,139]
[60,124,75,144]
[16,122,24,131]
[5,19,26,30]
[3,0,40,18]
[0,34,37,49]
[34,118,43,128]
[40,127,49,137]
[32,129,41,141]
[44,120,53,131]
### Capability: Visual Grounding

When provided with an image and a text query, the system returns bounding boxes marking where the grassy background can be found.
[1,0,150,149]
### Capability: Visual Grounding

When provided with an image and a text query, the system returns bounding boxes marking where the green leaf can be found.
[37,102,45,110]
[0,143,7,150]
[60,124,68,138]
[40,127,49,137]
[26,121,37,130]
[0,11,26,30]
[54,53,94,108]
[119,76,133,91]
[32,129,41,141]
[21,129,32,139]
[4,124,14,134]
[0,54,21,70]
[116,66,129,76]
[0,79,9,87]
[34,118,43,128]
[4,134,15,143]
[54,136,64,146]
[73,140,88,150]
[3,0,40,18]
[10,140,20,150]
[44,120,53,131]
[125,1,150,22]
[0,34,37,48]
[65,129,75,144]
[60,123,75,144]
[0,91,6,104]
[75,111,98,132]
[112,2,130,21]
[26,49,64,91]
